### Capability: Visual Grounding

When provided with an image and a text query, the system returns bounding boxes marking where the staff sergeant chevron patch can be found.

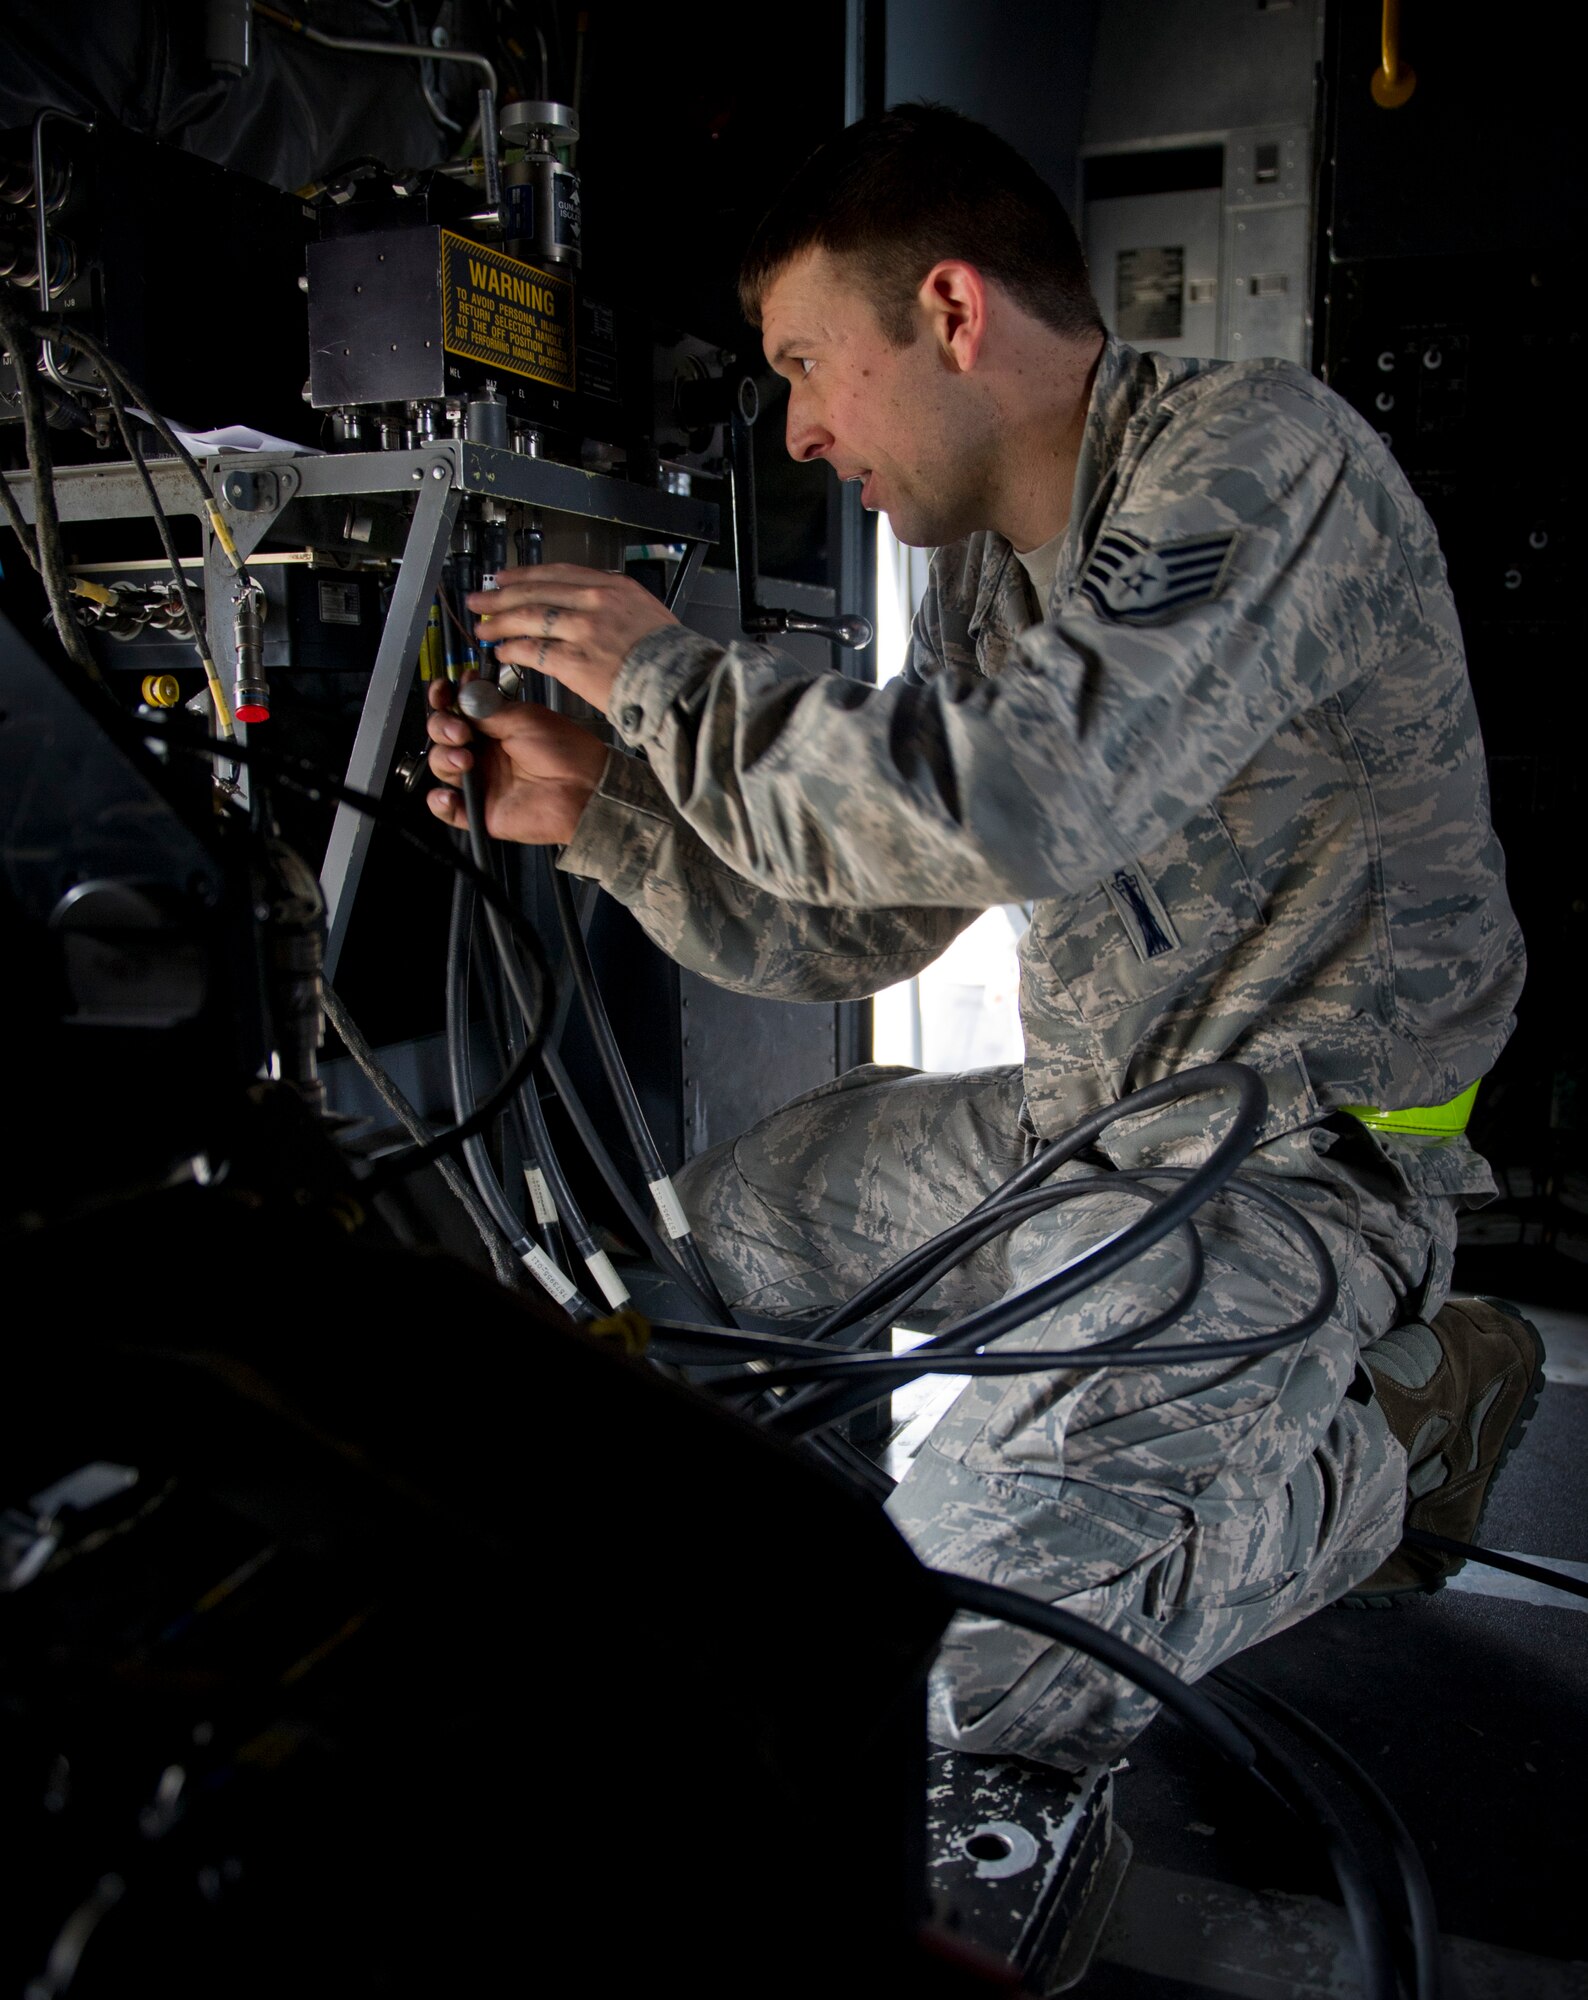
[1079,527,1238,624]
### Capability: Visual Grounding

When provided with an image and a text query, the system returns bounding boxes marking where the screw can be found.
[411,468,423,482]
[431,463,447,479]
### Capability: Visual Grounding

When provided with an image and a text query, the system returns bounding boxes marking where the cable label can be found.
[583,1248,631,1311]
[648,1176,693,1241]
[523,1167,558,1227]
[521,1243,581,1309]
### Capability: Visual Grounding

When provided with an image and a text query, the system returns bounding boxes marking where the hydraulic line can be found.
[446,872,598,1319]
[539,1044,739,1325]
[453,821,627,1309]
[756,1173,1337,1436]
[1401,1530,1588,1602]
[767,1178,1209,1374]
[135,725,559,1200]
[768,1064,1272,1438]
[475,902,574,1277]
[1214,1667,1443,2000]
[936,1572,1400,2000]
[543,853,734,1320]
[455,726,732,1318]
[321,978,524,1291]
[804,1063,1266,1352]
[1201,1680,1399,2000]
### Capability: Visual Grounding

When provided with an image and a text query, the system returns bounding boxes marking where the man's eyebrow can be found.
[769,334,819,366]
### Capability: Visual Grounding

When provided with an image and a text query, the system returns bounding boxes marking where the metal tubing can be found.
[321,472,460,975]
[32,108,94,396]
[665,538,708,618]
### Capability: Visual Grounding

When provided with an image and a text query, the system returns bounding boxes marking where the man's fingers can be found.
[471,605,591,648]
[469,562,621,599]
[426,785,464,827]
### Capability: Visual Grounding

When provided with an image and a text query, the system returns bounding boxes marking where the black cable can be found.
[765,1069,1289,1439]
[1214,1667,1443,2000]
[935,1573,1404,2000]
[444,872,602,1320]
[802,1062,1268,1353]
[544,852,734,1320]
[35,316,228,531]
[456,863,604,1271]
[539,1045,735,1325]
[1402,1530,1588,1601]
[444,875,539,1246]
[490,909,574,1277]
[778,1178,1209,1373]
[456,756,733,1322]
[752,1168,1338,1427]
[320,978,526,1291]
[935,1571,1258,1768]
[142,723,556,1030]
[1199,1679,1399,2000]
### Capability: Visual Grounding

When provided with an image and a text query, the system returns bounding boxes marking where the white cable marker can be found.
[523,1166,559,1227]
[649,1175,693,1241]
[521,1243,582,1310]
[583,1249,632,1311]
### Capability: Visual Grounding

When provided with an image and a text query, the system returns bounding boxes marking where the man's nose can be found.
[786,400,833,464]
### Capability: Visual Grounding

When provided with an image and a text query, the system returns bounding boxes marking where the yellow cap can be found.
[141,673,182,708]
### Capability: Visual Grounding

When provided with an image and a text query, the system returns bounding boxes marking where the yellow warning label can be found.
[440,230,575,392]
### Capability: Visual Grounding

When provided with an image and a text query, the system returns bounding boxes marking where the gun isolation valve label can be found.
[439,230,575,392]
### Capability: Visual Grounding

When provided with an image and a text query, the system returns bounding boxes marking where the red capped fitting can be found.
[235,698,270,724]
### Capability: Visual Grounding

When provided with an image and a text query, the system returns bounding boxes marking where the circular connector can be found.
[457,680,506,722]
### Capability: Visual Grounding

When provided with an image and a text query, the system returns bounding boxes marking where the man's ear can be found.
[916,260,989,373]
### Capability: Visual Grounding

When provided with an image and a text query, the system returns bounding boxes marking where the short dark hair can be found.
[739,103,1103,345]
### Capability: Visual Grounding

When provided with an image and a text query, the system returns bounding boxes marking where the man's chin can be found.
[884,509,949,550]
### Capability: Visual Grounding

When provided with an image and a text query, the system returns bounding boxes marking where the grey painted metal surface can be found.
[320,469,459,977]
[1082,0,1319,149]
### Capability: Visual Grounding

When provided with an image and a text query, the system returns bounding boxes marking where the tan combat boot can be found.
[1344,1296,1546,1606]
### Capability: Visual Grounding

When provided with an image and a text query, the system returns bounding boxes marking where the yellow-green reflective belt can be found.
[1342,1081,1479,1138]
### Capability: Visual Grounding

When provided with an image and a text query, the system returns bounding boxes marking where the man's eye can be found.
[798,357,815,377]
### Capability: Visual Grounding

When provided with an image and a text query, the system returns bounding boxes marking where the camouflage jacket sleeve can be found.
[603,371,1383,909]
[558,739,973,1000]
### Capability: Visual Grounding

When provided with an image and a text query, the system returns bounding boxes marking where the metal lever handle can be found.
[742,609,875,648]
[728,397,873,652]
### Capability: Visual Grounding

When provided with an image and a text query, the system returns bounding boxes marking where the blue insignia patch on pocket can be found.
[1080,528,1237,624]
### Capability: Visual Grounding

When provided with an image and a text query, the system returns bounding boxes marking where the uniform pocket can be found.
[1026,808,1267,1029]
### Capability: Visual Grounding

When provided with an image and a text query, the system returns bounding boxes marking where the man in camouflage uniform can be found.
[426,107,1536,1765]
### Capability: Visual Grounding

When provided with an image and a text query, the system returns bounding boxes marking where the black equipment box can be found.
[306,223,641,450]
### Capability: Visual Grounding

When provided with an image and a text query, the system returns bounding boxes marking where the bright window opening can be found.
[870,516,1027,1073]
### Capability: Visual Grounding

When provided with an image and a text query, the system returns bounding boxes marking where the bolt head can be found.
[431,464,447,479]
[411,468,424,482]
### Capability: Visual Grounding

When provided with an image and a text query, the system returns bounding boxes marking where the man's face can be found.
[760,248,998,548]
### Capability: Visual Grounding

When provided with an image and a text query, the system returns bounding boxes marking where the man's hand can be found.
[425,678,610,845]
[464,563,677,713]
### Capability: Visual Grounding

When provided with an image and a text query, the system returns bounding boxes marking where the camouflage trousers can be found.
[675,1063,1456,1768]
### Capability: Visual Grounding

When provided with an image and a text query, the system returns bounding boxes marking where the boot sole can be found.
[1340,1298,1547,1610]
